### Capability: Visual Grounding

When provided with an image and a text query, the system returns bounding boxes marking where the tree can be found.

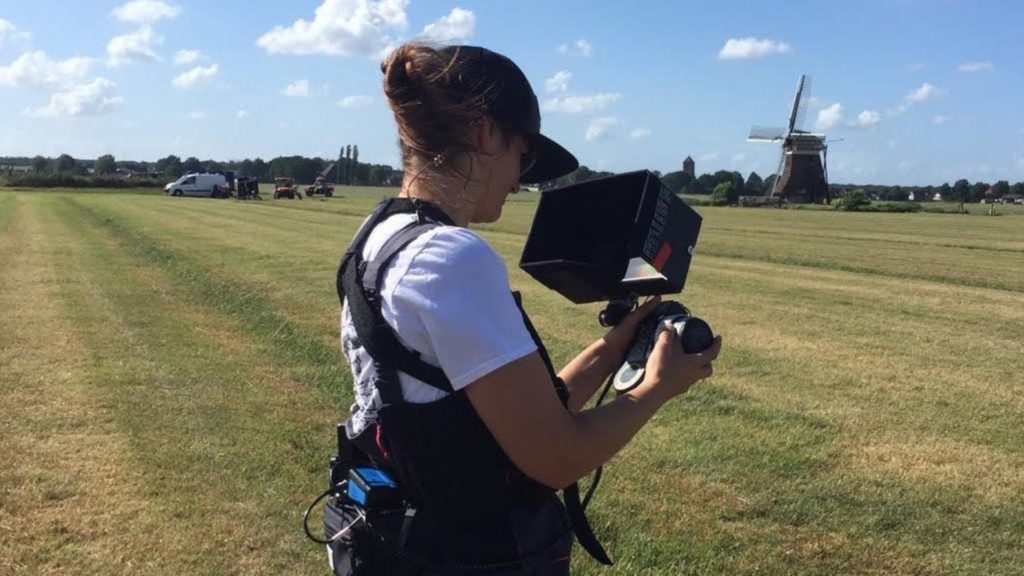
[204,159,224,172]
[936,183,951,202]
[183,156,204,174]
[252,157,268,180]
[835,189,870,211]
[710,181,738,206]
[745,171,764,195]
[969,181,989,203]
[55,153,77,173]
[155,155,184,178]
[948,179,970,203]
[661,170,693,194]
[1011,182,1024,196]
[31,155,49,173]
[763,174,777,196]
[694,173,715,195]
[991,180,1010,198]
[95,154,116,175]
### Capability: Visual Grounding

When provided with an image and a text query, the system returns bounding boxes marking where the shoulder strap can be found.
[338,199,455,400]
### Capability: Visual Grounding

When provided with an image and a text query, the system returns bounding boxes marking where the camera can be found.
[611,301,713,392]
[519,170,714,392]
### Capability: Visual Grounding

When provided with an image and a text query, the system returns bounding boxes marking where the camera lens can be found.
[675,317,714,354]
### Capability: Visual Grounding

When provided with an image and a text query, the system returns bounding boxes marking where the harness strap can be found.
[338,199,456,400]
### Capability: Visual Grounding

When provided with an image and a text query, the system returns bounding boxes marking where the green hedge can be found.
[3,174,164,188]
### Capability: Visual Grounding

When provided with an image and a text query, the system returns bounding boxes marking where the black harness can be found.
[333,197,611,570]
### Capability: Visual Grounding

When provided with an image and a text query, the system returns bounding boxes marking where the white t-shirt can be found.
[341,212,538,434]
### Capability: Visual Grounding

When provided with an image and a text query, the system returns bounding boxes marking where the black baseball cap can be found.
[439,46,579,184]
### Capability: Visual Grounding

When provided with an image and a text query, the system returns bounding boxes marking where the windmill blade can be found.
[748,125,787,141]
[792,75,812,132]
[786,75,812,134]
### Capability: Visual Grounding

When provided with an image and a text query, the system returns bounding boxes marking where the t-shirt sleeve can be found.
[391,228,538,390]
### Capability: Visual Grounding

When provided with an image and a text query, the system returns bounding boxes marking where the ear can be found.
[473,115,501,155]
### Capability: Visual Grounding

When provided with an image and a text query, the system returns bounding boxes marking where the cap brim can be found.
[520,134,579,185]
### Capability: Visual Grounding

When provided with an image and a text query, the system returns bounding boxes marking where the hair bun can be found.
[382,44,422,103]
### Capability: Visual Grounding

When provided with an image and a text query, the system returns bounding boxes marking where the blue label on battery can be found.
[355,467,397,488]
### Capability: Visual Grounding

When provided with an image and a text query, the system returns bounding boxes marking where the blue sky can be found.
[1,0,1022,185]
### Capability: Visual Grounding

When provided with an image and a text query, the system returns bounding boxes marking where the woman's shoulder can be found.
[413,225,503,272]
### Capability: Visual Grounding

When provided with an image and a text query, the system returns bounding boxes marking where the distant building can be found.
[682,156,695,178]
[0,164,31,174]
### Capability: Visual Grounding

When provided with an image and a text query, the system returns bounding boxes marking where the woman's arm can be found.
[466,328,722,489]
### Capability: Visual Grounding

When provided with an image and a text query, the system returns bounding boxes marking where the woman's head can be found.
[381,43,577,223]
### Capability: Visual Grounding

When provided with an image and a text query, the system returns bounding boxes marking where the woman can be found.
[333,43,722,575]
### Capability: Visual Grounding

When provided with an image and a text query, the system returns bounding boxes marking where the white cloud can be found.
[889,82,945,115]
[558,38,592,57]
[905,82,944,103]
[541,92,621,114]
[717,37,791,60]
[957,61,993,73]
[172,64,218,89]
[174,49,204,66]
[27,77,123,117]
[0,18,31,46]
[854,109,881,128]
[256,0,409,57]
[629,128,651,140]
[185,110,206,120]
[111,0,181,24]
[544,70,571,93]
[0,51,93,88]
[731,152,747,166]
[585,117,619,142]
[699,152,720,162]
[816,102,844,130]
[282,79,310,97]
[236,109,249,119]
[419,7,474,43]
[932,115,950,125]
[337,94,373,108]
[107,25,162,67]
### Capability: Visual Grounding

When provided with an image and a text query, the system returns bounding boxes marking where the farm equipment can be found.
[305,162,335,197]
[236,177,262,200]
[305,176,334,197]
[273,177,302,199]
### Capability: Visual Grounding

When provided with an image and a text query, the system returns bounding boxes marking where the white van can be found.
[164,172,228,197]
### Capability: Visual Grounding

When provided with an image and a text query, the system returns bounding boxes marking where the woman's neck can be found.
[399,171,478,228]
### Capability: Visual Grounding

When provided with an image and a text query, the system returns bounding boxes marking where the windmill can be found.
[748,75,831,204]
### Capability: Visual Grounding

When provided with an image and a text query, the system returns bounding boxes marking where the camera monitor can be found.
[519,170,703,304]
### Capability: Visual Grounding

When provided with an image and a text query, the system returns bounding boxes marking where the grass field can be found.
[1,187,1022,575]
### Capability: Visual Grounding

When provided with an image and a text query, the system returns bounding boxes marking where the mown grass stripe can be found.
[66,197,352,404]
[696,248,1024,293]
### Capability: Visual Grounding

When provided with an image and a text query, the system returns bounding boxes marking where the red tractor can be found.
[273,177,301,199]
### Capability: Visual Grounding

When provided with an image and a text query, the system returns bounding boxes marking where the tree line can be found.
[1,147,403,187]
[545,164,1024,204]
[4,154,1023,201]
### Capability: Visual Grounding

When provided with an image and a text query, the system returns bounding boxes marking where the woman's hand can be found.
[638,329,722,400]
[600,296,663,362]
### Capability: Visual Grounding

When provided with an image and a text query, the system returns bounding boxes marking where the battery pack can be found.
[347,467,403,509]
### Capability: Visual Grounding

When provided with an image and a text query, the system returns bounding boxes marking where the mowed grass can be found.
[1,187,1022,575]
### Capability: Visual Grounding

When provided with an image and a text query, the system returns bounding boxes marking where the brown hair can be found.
[381,43,509,177]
